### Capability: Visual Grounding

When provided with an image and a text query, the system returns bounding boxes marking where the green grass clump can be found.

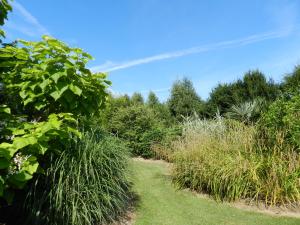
[24,130,133,225]
[172,117,300,206]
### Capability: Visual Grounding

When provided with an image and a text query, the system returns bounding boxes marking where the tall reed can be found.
[172,117,300,206]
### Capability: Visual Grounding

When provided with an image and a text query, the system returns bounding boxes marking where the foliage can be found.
[225,98,265,124]
[102,93,180,158]
[105,104,163,158]
[257,94,300,152]
[151,125,182,161]
[0,113,79,203]
[0,35,110,204]
[168,78,204,119]
[0,0,12,39]
[206,70,279,116]
[154,103,176,126]
[146,91,175,126]
[242,70,278,100]
[205,83,238,115]
[171,117,300,205]
[0,36,110,119]
[282,65,300,94]
[131,92,144,105]
[24,130,132,225]
[147,91,160,107]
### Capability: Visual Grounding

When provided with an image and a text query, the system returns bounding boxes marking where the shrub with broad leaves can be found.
[0,36,110,203]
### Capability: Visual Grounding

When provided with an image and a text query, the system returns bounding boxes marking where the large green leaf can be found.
[21,156,39,175]
[51,72,65,83]
[0,105,11,114]
[8,171,32,189]
[50,84,69,101]
[35,101,47,111]
[69,83,82,96]
[0,143,14,159]
[12,129,26,135]
[39,78,51,91]
[0,61,17,67]
[13,136,38,151]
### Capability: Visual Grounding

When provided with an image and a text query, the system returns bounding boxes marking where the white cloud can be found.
[91,28,294,73]
[8,1,50,37]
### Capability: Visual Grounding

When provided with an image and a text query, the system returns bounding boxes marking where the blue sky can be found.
[3,0,300,100]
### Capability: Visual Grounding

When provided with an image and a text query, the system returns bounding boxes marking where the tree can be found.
[168,78,204,119]
[205,70,279,117]
[147,91,160,107]
[111,94,131,108]
[99,93,132,128]
[205,83,239,116]
[0,0,12,39]
[242,70,279,101]
[282,65,300,94]
[257,94,300,152]
[106,104,162,158]
[146,91,174,124]
[131,92,144,105]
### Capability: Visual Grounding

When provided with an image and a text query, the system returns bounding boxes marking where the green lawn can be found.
[131,160,300,225]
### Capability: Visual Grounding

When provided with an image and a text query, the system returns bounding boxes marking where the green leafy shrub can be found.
[282,65,300,93]
[151,125,182,161]
[24,130,133,225]
[257,94,300,152]
[0,113,78,203]
[105,104,163,158]
[131,92,144,105]
[0,36,110,203]
[102,93,181,158]
[1,36,109,119]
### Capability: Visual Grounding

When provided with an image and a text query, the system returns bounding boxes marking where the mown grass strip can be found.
[132,160,300,225]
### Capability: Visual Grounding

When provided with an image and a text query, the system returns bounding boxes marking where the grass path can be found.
[131,159,300,225]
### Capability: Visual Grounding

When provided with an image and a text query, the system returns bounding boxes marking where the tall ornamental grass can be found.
[24,130,133,225]
[172,117,300,206]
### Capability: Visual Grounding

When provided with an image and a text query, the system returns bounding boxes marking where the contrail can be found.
[11,1,50,36]
[91,28,292,73]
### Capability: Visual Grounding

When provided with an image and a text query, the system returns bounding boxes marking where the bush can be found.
[23,130,133,225]
[171,117,300,205]
[282,65,300,93]
[0,36,110,203]
[105,104,167,158]
[151,125,182,161]
[257,94,300,152]
[168,78,205,119]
